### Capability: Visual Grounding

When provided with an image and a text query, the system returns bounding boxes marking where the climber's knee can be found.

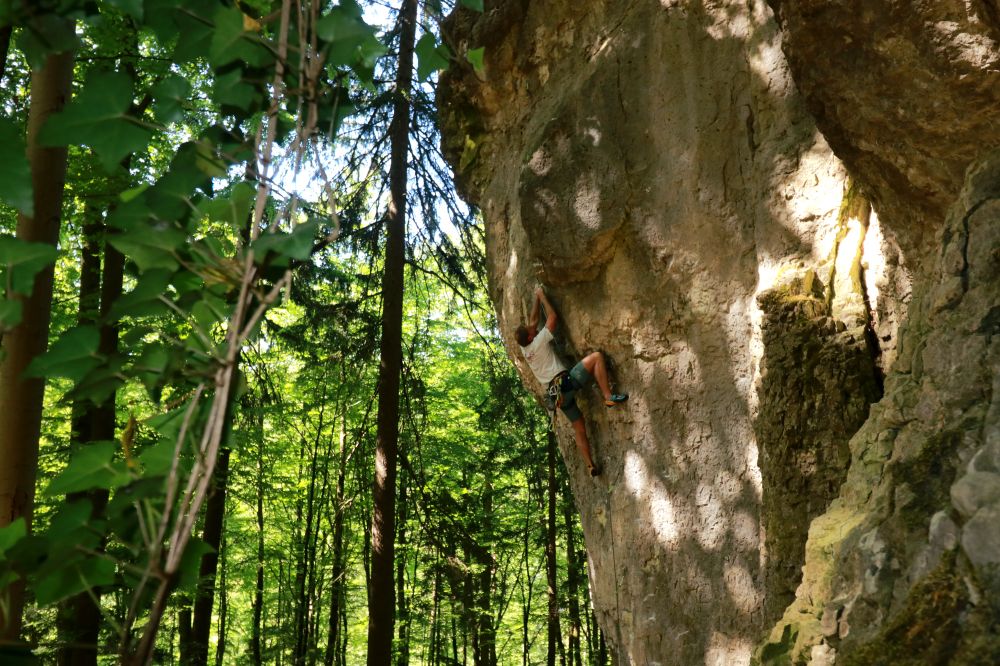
[581,351,603,373]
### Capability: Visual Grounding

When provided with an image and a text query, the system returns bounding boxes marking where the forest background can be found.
[0,0,607,664]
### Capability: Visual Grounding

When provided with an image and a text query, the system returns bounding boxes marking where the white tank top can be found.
[520,327,568,385]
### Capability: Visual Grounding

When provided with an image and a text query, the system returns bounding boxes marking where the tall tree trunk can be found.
[277,560,285,665]
[476,472,495,666]
[562,484,581,666]
[57,151,128,663]
[252,419,266,666]
[189,446,232,666]
[544,431,561,666]
[0,24,12,84]
[521,504,531,666]
[584,579,597,663]
[0,39,75,642]
[296,393,327,666]
[367,0,416,661]
[325,412,347,666]
[291,437,308,665]
[55,209,103,666]
[178,601,193,665]
[462,539,474,665]
[215,528,228,666]
[429,553,441,666]
[395,469,408,666]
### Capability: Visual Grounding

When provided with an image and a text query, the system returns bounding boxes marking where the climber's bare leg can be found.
[572,417,599,474]
[581,351,613,401]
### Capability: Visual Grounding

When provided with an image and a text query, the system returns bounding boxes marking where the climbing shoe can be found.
[590,465,602,477]
[605,393,629,407]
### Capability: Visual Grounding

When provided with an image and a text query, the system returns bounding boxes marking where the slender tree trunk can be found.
[563,487,581,666]
[291,439,309,665]
[476,472,495,666]
[395,469,409,666]
[584,579,597,663]
[325,413,347,666]
[252,425,266,665]
[277,560,285,665]
[522,505,531,666]
[429,553,441,666]
[215,530,229,666]
[57,150,128,663]
[0,40,74,642]
[178,602,193,665]
[544,431,561,666]
[189,446,232,666]
[0,24,12,84]
[296,396,327,666]
[55,209,103,666]
[367,0,417,661]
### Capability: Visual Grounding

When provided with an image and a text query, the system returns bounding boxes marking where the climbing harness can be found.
[547,371,568,410]
[546,372,565,431]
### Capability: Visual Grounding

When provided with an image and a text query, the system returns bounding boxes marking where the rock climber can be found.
[515,286,628,477]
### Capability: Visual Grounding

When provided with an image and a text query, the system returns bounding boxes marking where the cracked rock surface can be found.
[439,0,998,663]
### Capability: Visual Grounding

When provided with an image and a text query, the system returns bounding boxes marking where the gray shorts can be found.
[558,361,593,423]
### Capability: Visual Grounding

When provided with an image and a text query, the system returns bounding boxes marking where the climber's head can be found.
[515,324,533,347]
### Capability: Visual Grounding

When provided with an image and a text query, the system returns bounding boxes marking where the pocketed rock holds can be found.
[440,0,1000,662]
[757,151,1000,664]
[950,472,1000,519]
[961,503,1000,570]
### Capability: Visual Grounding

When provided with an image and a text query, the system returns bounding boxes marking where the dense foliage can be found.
[0,0,609,663]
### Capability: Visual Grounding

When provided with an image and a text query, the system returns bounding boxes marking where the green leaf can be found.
[110,270,173,320]
[0,117,33,215]
[147,405,189,441]
[199,182,255,232]
[138,438,175,476]
[0,300,23,328]
[139,142,219,223]
[109,224,187,271]
[0,518,26,556]
[253,220,319,263]
[173,8,215,64]
[0,236,59,295]
[133,344,170,394]
[172,268,206,294]
[25,325,100,381]
[460,0,484,10]
[69,362,126,406]
[39,71,152,171]
[151,75,191,125]
[47,499,95,543]
[34,555,116,606]
[192,293,229,334]
[45,442,132,496]
[106,0,144,19]
[119,184,150,204]
[317,3,384,70]
[16,14,79,70]
[415,33,451,82]
[176,537,213,591]
[466,46,485,73]
[210,6,272,68]
[212,69,259,115]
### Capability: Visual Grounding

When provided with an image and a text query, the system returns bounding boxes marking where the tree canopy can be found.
[0,1,609,663]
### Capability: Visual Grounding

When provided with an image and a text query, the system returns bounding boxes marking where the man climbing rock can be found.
[515,286,628,476]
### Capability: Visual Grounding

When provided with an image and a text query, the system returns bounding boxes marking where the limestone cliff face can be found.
[439,1,999,664]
